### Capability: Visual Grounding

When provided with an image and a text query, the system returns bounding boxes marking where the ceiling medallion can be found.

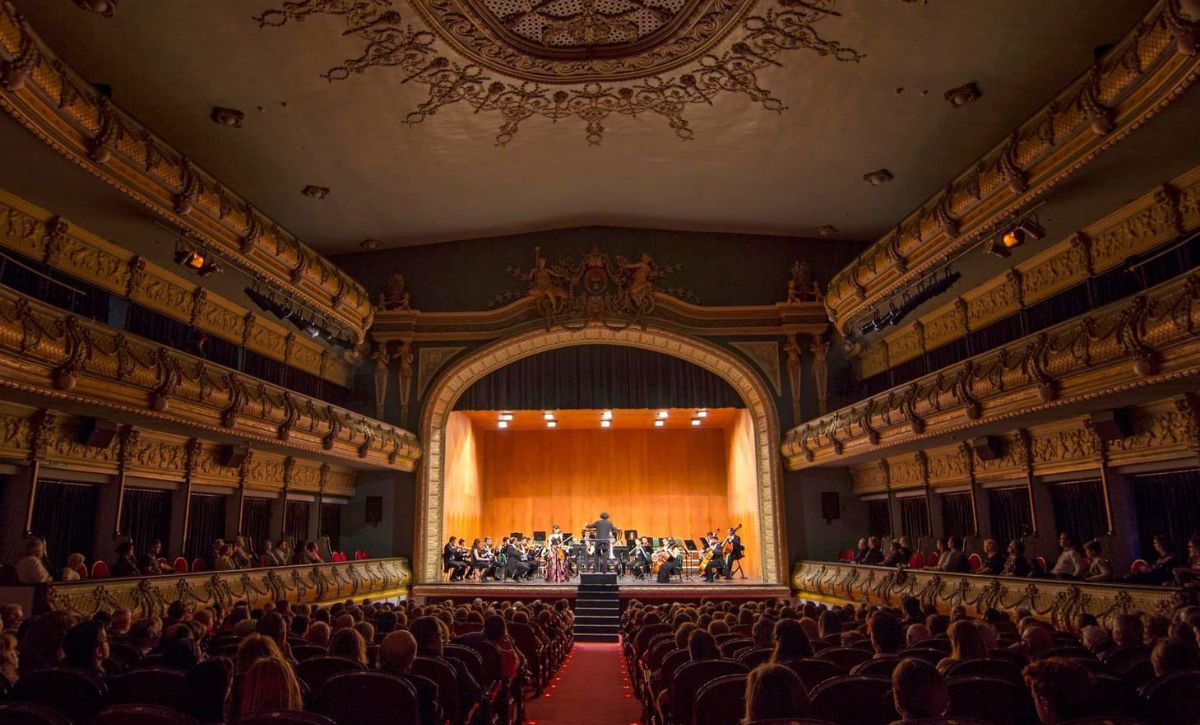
[254,0,880,145]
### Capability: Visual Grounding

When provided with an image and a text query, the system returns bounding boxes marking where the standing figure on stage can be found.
[631,536,651,579]
[545,524,569,583]
[443,536,468,582]
[590,512,616,573]
[723,526,744,579]
[656,537,681,583]
[703,531,727,582]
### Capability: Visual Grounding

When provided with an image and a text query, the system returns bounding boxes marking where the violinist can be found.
[722,526,744,580]
[545,524,569,583]
[472,538,498,581]
[443,536,467,582]
[630,536,651,579]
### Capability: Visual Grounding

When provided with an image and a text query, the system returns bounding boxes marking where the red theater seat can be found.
[909,552,925,568]
[90,560,109,578]
[173,557,187,573]
[968,553,982,571]
[190,558,206,572]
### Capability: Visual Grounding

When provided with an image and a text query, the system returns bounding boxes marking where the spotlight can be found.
[546,420,557,428]
[656,410,669,419]
[601,410,613,421]
[989,217,1044,257]
[498,420,509,429]
[601,420,611,429]
[499,413,514,422]
[691,418,701,426]
[174,247,221,277]
[543,412,555,421]
[654,420,665,428]
[697,410,708,418]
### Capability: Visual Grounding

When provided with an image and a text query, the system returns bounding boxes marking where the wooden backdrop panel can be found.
[476,427,734,553]
[443,412,482,544]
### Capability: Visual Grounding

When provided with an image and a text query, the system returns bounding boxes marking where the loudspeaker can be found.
[1089,408,1133,442]
[365,496,383,525]
[820,491,840,524]
[216,444,249,468]
[75,418,119,448]
[970,435,1003,461]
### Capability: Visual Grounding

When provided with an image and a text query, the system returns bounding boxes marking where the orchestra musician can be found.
[702,531,726,582]
[471,538,498,581]
[589,512,616,573]
[723,526,744,579]
[655,537,681,583]
[630,536,651,579]
[443,535,468,581]
[545,524,569,583]
[503,537,531,581]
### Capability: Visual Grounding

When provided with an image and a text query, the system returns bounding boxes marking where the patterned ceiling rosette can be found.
[254,0,875,144]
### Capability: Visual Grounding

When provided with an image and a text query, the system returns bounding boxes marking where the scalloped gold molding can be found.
[414,323,785,584]
[825,0,1200,336]
[0,2,373,341]
[792,560,1184,632]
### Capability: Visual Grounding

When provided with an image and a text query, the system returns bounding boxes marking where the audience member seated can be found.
[1174,535,1200,587]
[16,538,52,584]
[892,658,949,721]
[861,536,885,565]
[1127,534,1178,585]
[937,619,987,674]
[936,536,970,573]
[743,663,809,722]
[1002,539,1031,577]
[1023,656,1094,724]
[868,611,904,658]
[882,541,907,567]
[378,630,441,725]
[1083,540,1113,582]
[1150,636,1198,676]
[237,656,304,718]
[978,538,1007,575]
[769,619,812,666]
[853,537,869,564]
[111,541,140,578]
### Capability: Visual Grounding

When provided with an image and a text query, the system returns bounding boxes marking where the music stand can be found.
[532,530,546,542]
[625,530,638,544]
[684,539,697,551]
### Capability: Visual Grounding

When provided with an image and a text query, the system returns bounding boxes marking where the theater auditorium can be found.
[0,0,1198,723]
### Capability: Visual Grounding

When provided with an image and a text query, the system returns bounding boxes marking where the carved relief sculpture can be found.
[784,334,803,423]
[786,261,822,303]
[395,340,414,422]
[377,273,411,311]
[371,341,391,420]
[810,337,830,415]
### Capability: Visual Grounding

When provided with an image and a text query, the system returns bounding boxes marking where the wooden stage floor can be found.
[411,578,791,603]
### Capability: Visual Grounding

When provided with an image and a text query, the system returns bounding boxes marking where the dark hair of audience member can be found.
[817,609,841,639]
[1151,636,1199,677]
[329,627,368,665]
[162,637,200,671]
[770,619,813,663]
[868,611,904,655]
[743,663,809,722]
[687,628,720,661]
[926,613,950,636]
[235,634,283,674]
[674,621,698,649]
[20,612,72,673]
[892,658,948,720]
[483,614,507,642]
[947,619,987,662]
[62,620,108,671]
[238,657,304,717]
[1023,657,1094,724]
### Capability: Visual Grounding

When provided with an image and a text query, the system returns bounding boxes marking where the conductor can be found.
[590,512,616,573]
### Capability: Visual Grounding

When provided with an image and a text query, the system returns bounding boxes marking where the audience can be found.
[378,630,441,725]
[892,658,949,720]
[937,618,986,674]
[743,663,809,722]
[237,657,304,717]
[1023,657,1094,724]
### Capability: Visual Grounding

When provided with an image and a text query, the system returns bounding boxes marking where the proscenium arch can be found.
[416,324,786,584]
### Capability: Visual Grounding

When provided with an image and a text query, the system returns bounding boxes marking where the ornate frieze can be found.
[0,286,420,471]
[825,3,1200,335]
[45,557,411,621]
[0,6,372,341]
[791,560,1185,632]
[784,269,1200,469]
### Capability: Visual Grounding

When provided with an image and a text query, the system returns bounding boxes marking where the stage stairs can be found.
[574,573,620,643]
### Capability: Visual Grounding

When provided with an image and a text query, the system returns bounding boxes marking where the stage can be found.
[411,578,791,604]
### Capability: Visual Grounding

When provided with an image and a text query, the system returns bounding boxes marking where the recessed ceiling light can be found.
[210,106,245,128]
[498,420,509,429]
[691,418,702,426]
[360,238,381,250]
[601,420,612,428]
[863,169,894,186]
[697,410,708,418]
[546,420,557,428]
[601,410,613,421]
[499,413,513,422]
[301,185,331,199]
[654,420,665,428]
[543,412,555,421]
[656,410,669,419]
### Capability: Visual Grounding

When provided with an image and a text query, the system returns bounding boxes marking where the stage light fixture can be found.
[601,410,613,421]
[654,420,665,428]
[988,217,1045,258]
[691,418,701,426]
[497,420,509,429]
[499,413,514,422]
[173,247,221,277]
[697,409,708,418]
[656,410,668,419]
[546,420,557,428]
[543,412,555,421]
[600,419,611,428]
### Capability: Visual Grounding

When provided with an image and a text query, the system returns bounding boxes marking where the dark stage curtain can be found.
[1133,469,1200,559]
[241,498,273,548]
[31,480,99,570]
[941,492,975,539]
[899,496,930,540]
[454,344,743,411]
[987,487,1032,547]
[185,493,226,562]
[120,488,172,560]
[285,501,310,542]
[867,499,891,537]
[320,504,342,551]
[1049,479,1108,544]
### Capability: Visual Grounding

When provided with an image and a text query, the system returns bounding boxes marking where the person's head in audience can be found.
[289,615,309,639]
[934,538,947,554]
[687,629,720,661]
[892,658,948,720]
[329,627,367,665]
[1147,615,1172,642]
[867,535,880,551]
[1153,535,1173,558]
[239,657,304,716]
[770,619,812,663]
[1057,532,1078,553]
[901,596,922,623]
[751,618,773,647]
[797,617,818,642]
[707,620,729,636]
[856,537,866,551]
[166,600,187,623]
[1008,539,1025,559]
[410,616,444,656]
[0,633,18,683]
[743,663,809,722]
[868,611,904,655]
[1023,657,1093,724]
[24,537,46,561]
[236,634,283,674]
[926,613,949,636]
[163,637,200,671]
[1113,614,1144,648]
[1072,612,1098,633]
[62,620,109,672]
[906,623,931,648]
[378,630,418,674]
[983,538,999,556]
[1080,625,1109,652]
[975,621,998,651]
[818,610,841,639]
[483,614,508,644]
[946,619,987,662]
[1151,636,1198,677]
[256,612,287,650]
[1,604,24,633]
[354,620,375,645]
[1020,624,1053,657]
[376,611,398,634]
[116,540,134,560]
[674,621,698,649]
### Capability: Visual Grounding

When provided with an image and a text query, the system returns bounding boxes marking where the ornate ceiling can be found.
[3,0,1164,250]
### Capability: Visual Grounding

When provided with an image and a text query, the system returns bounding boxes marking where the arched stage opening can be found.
[416,324,786,585]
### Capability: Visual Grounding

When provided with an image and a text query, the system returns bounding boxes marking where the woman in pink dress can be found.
[545,524,569,583]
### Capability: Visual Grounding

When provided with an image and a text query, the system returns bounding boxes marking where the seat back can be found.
[643,639,676,672]
[90,560,109,578]
[634,623,672,656]
[838,549,854,562]
[1087,673,1143,720]
[925,552,940,567]
[809,675,896,725]
[1101,645,1149,669]
[0,702,73,725]
[945,675,1035,725]
[735,647,773,670]
[784,658,843,692]
[172,557,187,573]
[231,713,338,725]
[10,668,107,724]
[411,656,461,725]
[95,704,197,725]
[850,655,899,677]
[911,638,952,653]
[294,656,366,691]
[1115,656,1155,689]
[293,644,327,661]
[1038,646,1094,661]
[968,553,982,571]
[815,647,870,672]
[693,674,750,725]
[670,659,749,725]
[985,648,1029,669]
[1140,669,1200,725]
[107,668,186,708]
[189,558,205,572]
[719,638,754,658]
[451,635,504,686]
[657,648,690,690]
[442,643,485,687]
[908,552,925,569]
[313,671,418,725]
[1129,558,1150,574]
[944,658,1022,685]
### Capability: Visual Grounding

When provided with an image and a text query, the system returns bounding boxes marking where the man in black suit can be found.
[503,538,530,581]
[443,536,467,581]
[723,526,744,580]
[590,512,616,573]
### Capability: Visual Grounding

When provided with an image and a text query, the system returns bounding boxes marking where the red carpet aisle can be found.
[524,642,643,725]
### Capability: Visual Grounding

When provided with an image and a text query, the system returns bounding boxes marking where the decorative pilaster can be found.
[784,335,802,424]
[810,336,829,416]
[396,340,414,425]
